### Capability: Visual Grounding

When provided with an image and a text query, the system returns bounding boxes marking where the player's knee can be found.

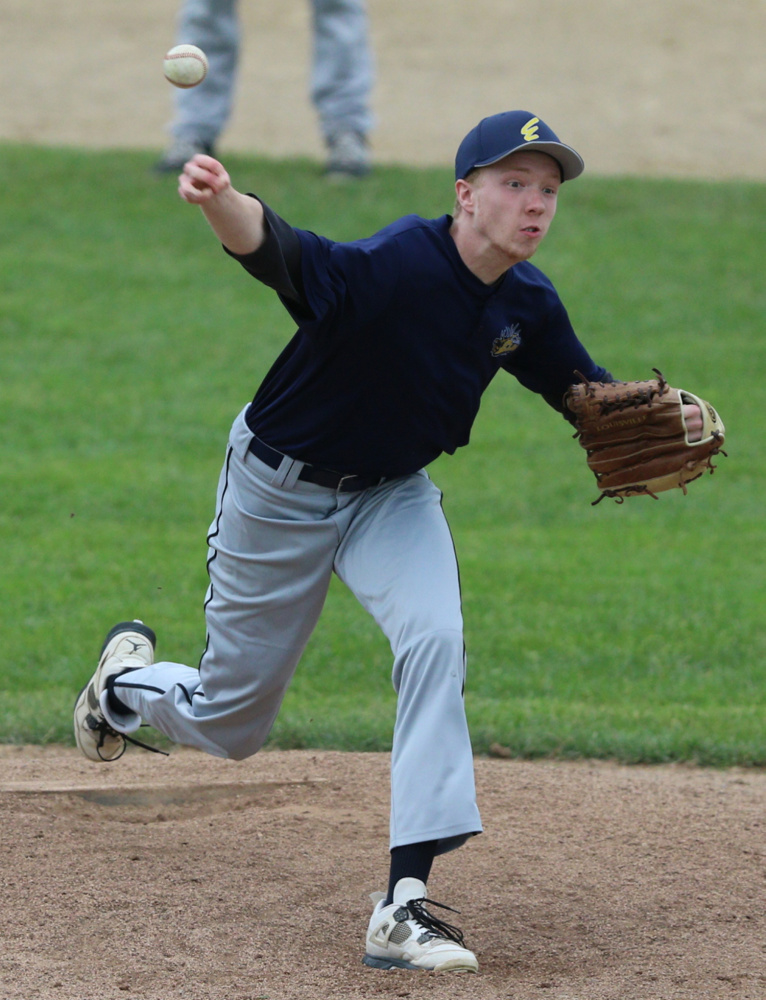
[194,718,273,761]
[391,628,466,692]
[217,728,272,761]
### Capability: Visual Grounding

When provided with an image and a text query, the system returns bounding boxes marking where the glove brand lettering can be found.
[521,117,540,142]
[597,416,646,431]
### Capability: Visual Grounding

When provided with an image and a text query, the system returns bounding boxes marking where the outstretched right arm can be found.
[178,154,266,256]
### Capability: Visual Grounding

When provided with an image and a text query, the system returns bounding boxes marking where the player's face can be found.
[461,150,561,270]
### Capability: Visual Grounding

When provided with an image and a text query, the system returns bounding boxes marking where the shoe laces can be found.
[405,896,466,947]
[86,714,169,761]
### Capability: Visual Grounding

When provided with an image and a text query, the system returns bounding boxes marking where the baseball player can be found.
[74,110,703,972]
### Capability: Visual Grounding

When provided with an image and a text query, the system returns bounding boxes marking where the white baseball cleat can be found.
[73,620,156,762]
[363,877,478,972]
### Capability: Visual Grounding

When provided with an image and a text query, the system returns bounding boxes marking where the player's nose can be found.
[525,188,546,212]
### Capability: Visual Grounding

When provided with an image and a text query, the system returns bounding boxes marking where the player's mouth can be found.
[521,225,542,235]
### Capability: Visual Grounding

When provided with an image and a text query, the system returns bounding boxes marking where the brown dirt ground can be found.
[3,2,766,998]
[2,746,766,999]
[2,0,766,177]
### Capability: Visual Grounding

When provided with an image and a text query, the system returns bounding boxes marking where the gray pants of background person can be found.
[169,0,374,147]
[113,407,482,852]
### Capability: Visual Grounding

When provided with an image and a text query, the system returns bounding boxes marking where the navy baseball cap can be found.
[455,110,585,182]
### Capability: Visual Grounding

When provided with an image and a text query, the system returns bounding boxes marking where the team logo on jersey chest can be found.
[491,323,522,357]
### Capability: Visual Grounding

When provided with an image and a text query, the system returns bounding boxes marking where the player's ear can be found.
[454,178,476,215]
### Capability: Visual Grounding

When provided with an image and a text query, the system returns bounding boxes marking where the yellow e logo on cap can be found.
[521,117,540,141]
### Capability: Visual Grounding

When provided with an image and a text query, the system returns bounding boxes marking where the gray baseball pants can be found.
[115,407,482,852]
[169,0,374,146]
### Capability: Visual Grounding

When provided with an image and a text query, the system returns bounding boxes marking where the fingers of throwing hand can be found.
[178,155,230,203]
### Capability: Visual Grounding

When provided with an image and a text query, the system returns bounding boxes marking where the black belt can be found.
[248,435,388,493]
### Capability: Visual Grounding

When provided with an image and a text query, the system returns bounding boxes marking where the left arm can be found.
[501,299,612,423]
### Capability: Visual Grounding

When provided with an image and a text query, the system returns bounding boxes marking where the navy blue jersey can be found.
[230,203,610,478]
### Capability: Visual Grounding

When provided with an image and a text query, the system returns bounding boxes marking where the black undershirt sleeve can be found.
[223,196,310,316]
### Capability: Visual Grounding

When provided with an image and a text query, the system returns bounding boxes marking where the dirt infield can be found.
[3,0,765,177]
[3,3,766,998]
[2,745,766,999]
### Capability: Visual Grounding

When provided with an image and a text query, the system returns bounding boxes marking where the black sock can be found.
[106,673,132,716]
[386,840,438,905]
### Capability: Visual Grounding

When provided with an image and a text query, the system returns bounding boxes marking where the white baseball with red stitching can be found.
[163,44,209,88]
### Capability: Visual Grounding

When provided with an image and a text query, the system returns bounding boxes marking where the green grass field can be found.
[1,143,764,765]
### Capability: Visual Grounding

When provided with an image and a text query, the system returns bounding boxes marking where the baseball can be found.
[163,44,209,88]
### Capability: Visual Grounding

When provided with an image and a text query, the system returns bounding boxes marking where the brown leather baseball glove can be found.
[564,370,726,504]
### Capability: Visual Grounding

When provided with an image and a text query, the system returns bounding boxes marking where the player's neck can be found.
[449,216,521,285]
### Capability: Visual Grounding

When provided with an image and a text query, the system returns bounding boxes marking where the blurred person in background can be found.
[156,0,374,179]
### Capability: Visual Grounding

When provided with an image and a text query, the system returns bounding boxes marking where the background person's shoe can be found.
[325,130,370,180]
[154,138,214,173]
